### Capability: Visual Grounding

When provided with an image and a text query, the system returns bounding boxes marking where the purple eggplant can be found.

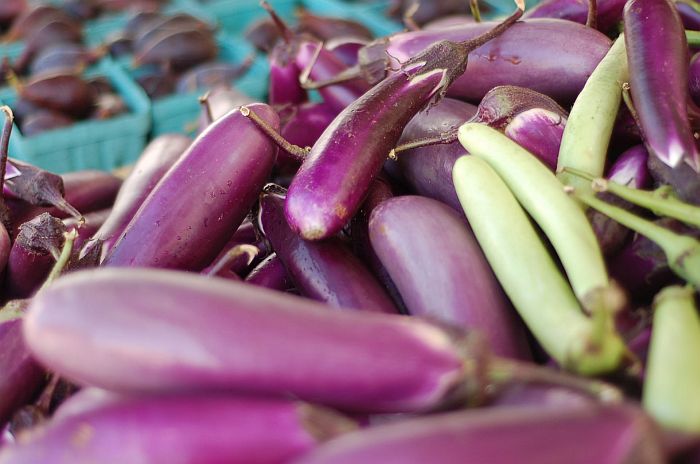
[135,67,177,100]
[244,17,281,53]
[5,212,65,299]
[690,52,700,107]
[4,5,76,42]
[368,195,531,359]
[8,170,122,238]
[259,190,397,313]
[471,85,568,130]
[504,108,567,171]
[19,110,73,136]
[131,13,214,52]
[203,220,268,278]
[647,146,700,205]
[103,104,278,271]
[0,391,358,464]
[0,318,45,427]
[265,4,308,107]
[92,134,191,256]
[524,0,627,31]
[133,29,218,72]
[386,97,476,212]
[624,0,700,171]
[292,404,664,464]
[284,11,526,240]
[349,177,407,314]
[24,267,472,413]
[4,159,82,219]
[19,73,95,119]
[296,10,373,41]
[373,19,612,104]
[295,41,371,113]
[29,44,101,76]
[279,102,338,175]
[244,252,295,291]
[12,20,83,74]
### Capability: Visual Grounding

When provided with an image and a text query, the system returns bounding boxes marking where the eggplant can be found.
[504,108,566,171]
[134,29,218,72]
[244,252,295,291]
[19,73,95,120]
[524,0,627,31]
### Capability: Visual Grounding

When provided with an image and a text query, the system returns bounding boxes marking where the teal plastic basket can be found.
[121,34,267,136]
[0,60,151,173]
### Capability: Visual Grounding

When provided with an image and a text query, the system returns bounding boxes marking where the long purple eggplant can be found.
[370,19,612,104]
[5,213,65,299]
[523,0,627,31]
[0,318,45,428]
[624,0,700,171]
[471,85,568,129]
[0,391,358,464]
[285,11,523,240]
[292,404,664,464]
[385,98,476,212]
[91,134,191,256]
[104,104,278,271]
[368,196,531,359]
[259,190,397,313]
[24,267,471,413]
[265,4,307,106]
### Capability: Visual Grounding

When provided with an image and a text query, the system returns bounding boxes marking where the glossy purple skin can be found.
[260,192,397,313]
[281,102,339,148]
[690,52,700,107]
[607,144,651,188]
[19,110,73,136]
[624,0,700,171]
[104,104,278,271]
[245,252,295,291]
[0,224,10,279]
[387,98,476,212]
[24,268,467,413]
[0,392,356,464]
[473,85,568,130]
[293,404,664,464]
[0,319,45,427]
[350,177,407,314]
[369,196,531,360]
[384,19,612,104]
[94,134,191,255]
[8,170,122,238]
[13,20,83,74]
[269,42,307,106]
[504,108,567,171]
[677,1,700,30]
[489,384,592,409]
[523,0,627,31]
[4,6,73,41]
[295,41,371,113]
[285,60,447,241]
[423,15,474,30]
[29,44,97,76]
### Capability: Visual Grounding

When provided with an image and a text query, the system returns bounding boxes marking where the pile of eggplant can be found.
[0,0,700,462]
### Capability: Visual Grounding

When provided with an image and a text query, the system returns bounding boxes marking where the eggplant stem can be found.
[621,82,644,141]
[457,6,523,51]
[586,0,598,29]
[41,229,78,290]
[261,0,294,44]
[489,358,623,403]
[564,167,700,228]
[0,106,13,197]
[298,41,323,89]
[240,106,310,161]
[470,0,482,22]
[574,191,700,289]
[300,65,363,90]
[54,198,84,224]
[687,30,700,47]
[205,244,259,277]
[389,129,459,159]
[199,91,214,127]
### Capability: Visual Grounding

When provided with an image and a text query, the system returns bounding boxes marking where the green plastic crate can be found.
[0,60,151,173]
